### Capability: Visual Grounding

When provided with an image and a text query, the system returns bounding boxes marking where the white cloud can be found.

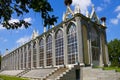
[0,17,32,30]
[8,18,19,23]
[19,17,32,29]
[24,17,32,23]
[96,6,103,12]
[72,0,92,14]
[9,18,32,24]
[110,18,119,25]
[0,24,5,30]
[16,36,31,45]
[115,5,120,12]
[117,13,120,19]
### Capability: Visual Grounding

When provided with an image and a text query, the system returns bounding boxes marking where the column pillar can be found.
[9,55,11,70]
[75,16,84,66]
[36,39,40,68]
[52,31,55,66]
[19,49,21,70]
[12,52,15,70]
[17,50,19,70]
[63,23,68,66]
[104,30,109,66]
[15,52,17,70]
[15,50,18,70]
[99,32,104,67]
[5,55,8,70]
[26,44,29,69]
[22,47,25,69]
[31,42,34,69]
[43,36,46,68]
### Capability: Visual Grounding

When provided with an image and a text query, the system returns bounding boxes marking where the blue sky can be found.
[0,0,120,54]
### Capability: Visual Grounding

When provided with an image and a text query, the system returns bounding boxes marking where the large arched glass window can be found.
[46,35,52,66]
[33,42,37,68]
[28,44,31,68]
[67,23,78,64]
[55,30,64,65]
[39,39,44,67]
[91,27,99,61]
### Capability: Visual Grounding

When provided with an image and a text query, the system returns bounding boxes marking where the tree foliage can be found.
[108,39,120,67]
[0,0,58,29]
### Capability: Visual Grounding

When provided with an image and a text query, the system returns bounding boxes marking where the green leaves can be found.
[0,0,57,29]
[108,39,120,67]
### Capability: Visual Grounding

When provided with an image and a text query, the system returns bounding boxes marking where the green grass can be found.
[93,66,120,72]
[0,75,29,80]
[103,67,120,72]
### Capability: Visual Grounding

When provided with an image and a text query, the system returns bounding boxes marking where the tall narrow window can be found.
[91,27,99,61]
[46,35,52,66]
[67,23,78,64]
[28,44,31,68]
[33,42,37,68]
[39,39,44,67]
[55,30,64,65]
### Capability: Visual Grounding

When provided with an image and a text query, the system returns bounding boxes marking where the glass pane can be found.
[55,30,64,65]
[67,23,78,64]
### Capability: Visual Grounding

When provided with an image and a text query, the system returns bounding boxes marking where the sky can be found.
[0,0,120,54]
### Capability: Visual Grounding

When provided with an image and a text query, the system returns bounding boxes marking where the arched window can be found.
[55,30,64,65]
[46,35,52,66]
[91,27,99,61]
[33,42,37,68]
[67,23,78,64]
[28,44,31,68]
[39,39,44,67]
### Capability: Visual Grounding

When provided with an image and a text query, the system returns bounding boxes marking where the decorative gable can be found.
[90,5,100,24]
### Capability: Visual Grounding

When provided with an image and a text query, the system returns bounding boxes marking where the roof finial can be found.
[101,17,106,26]
[74,4,80,14]
[92,4,95,11]
[32,29,39,39]
[64,0,72,6]
[86,10,90,18]
[63,0,74,21]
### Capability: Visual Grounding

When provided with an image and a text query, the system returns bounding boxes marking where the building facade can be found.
[1,4,109,70]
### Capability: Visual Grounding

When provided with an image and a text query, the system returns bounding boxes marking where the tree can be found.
[0,0,58,29]
[108,39,120,67]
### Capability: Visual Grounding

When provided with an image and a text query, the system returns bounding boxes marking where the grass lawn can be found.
[93,66,120,72]
[0,75,29,80]
[103,67,120,72]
